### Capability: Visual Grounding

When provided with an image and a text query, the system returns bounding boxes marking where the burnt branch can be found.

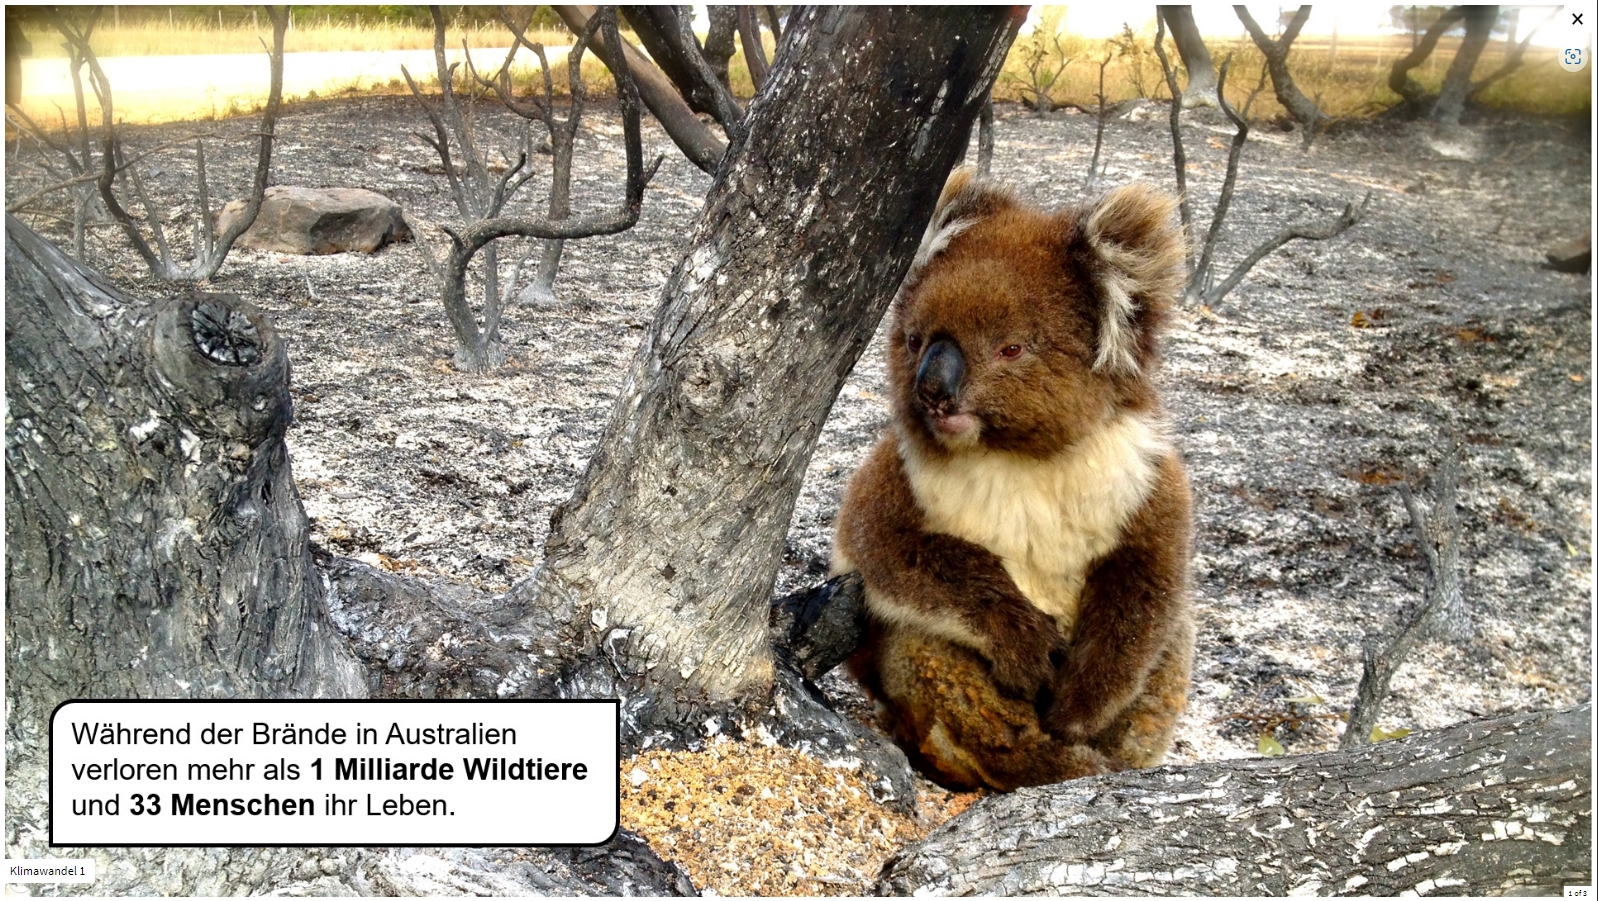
[401,62,469,217]
[1343,445,1470,749]
[484,8,605,305]
[408,4,591,367]
[1170,54,1368,308]
[1203,193,1370,306]
[6,18,103,258]
[884,704,1590,895]
[1387,6,1468,109]
[1190,57,1267,297]
[430,7,661,371]
[737,6,771,92]
[1235,5,1326,133]
[1152,14,1192,247]
[1085,51,1113,190]
[5,132,208,216]
[58,6,286,281]
[554,5,726,174]
[621,6,746,140]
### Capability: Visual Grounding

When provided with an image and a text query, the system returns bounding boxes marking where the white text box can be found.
[51,700,618,846]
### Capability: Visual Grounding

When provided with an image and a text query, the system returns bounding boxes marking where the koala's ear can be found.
[1075,184,1187,375]
[909,167,1017,276]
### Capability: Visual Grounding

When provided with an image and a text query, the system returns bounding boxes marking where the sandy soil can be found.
[6,93,1591,895]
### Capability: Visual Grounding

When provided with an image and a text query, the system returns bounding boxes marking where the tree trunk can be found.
[1431,5,1497,125]
[1235,5,1326,130]
[518,6,1022,728]
[702,6,739,93]
[880,704,1592,896]
[3,213,700,897]
[1387,6,1468,112]
[621,4,744,138]
[737,6,770,91]
[554,4,727,174]
[1157,6,1217,108]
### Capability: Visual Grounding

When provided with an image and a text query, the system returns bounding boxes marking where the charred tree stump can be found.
[4,214,368,714]
[880,704,1591,896]
[3,214,698,895]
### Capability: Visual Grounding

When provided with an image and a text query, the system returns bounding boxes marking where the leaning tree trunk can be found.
[1431,5,1497,125]
[515,7,1022,728]
[1157,6,1217,107]
[555,4,728,174]
[881,704,1591,896]
[702,5,740,94]
[1235,4,1326,131]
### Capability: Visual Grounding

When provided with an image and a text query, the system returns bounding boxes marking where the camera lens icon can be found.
[1561,47,1587,72]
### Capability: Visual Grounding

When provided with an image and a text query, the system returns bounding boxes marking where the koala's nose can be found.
[915,339,964,408]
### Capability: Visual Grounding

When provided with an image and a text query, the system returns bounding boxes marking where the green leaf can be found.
[1370,725,1413,742]
[1257,734,1286,757]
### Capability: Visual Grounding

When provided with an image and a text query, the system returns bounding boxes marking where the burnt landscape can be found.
[6,89,1592,893]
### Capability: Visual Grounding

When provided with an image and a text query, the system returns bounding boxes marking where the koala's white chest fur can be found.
[899,413,1168,632]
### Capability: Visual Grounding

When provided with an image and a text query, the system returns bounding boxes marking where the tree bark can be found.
[880,704,1591,896]
[1387,6,1468,111]
[518,6,1022,728]
[702,6,739,93]
[1156,7,1217,107]
[2,213,701,897]
[554,4,727,174]
[1431,5,1497,125]
[621,5,745,138]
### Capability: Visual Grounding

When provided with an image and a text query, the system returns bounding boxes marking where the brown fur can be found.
[832,172,1194,791]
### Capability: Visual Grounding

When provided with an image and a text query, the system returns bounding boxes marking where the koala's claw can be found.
[1040,694,1103,742]
[984,618,1065,701]
[986,647,1055,700]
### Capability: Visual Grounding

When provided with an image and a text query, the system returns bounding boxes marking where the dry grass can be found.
[11,19,1587,130]
[19,18,568,59]
[998,29,1590,119]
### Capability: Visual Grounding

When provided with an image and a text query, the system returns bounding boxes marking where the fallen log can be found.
[880,704,1590,896]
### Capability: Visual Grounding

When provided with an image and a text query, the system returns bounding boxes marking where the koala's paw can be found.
[982,610,1065,702]
[1040,689,1109,742]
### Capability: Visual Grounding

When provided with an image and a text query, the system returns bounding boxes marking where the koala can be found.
[831,170,1195,792]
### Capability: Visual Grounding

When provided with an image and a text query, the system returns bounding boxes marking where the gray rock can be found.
[219,186,412,255]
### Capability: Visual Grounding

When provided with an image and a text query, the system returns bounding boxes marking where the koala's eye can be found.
[907,334,923,354]
[999,344,1024,359]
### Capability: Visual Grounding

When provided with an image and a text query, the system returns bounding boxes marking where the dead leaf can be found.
[1345,465,1404,486]
[1369,725,1412,742]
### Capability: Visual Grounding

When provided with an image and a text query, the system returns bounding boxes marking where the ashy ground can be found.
[6,95,1591,895]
